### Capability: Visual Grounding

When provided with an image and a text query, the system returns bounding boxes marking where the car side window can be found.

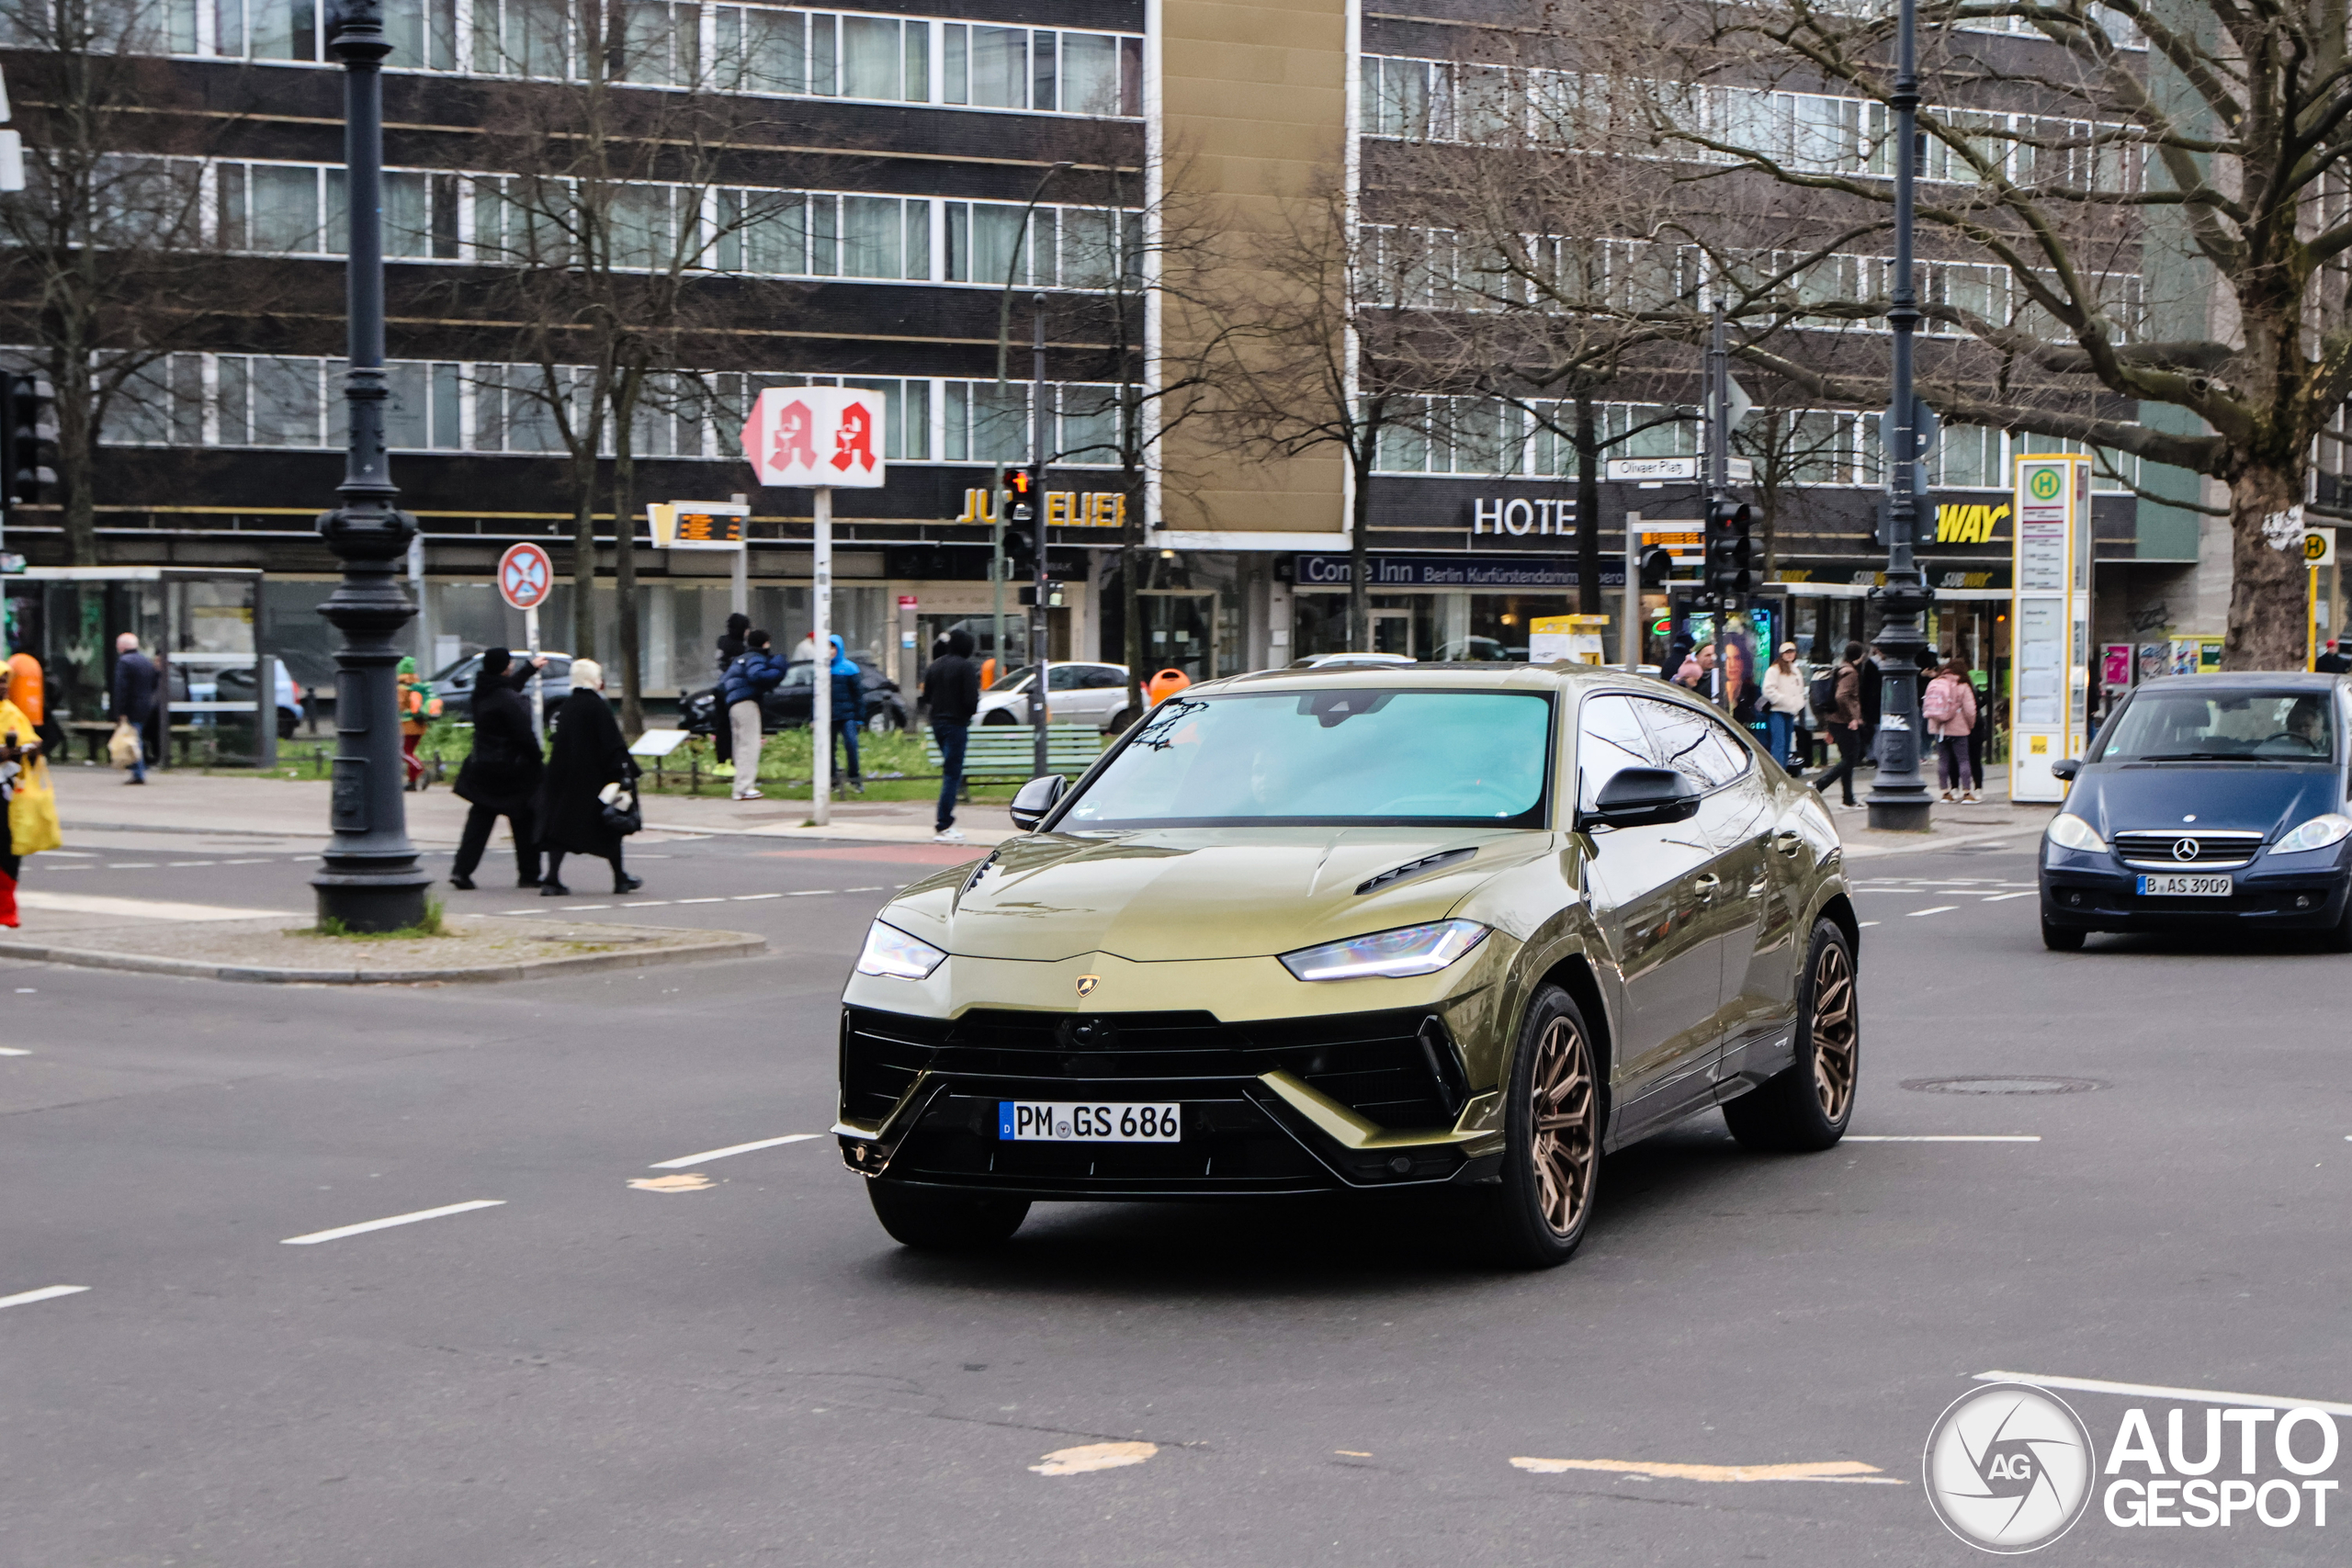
[1576,694,1657,811]
[1081,667,1122,688]
[1632,696,1750,791]
[1048,665,1085,691]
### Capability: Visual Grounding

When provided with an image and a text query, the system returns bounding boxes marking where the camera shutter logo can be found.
[1923,1382,2095,1552]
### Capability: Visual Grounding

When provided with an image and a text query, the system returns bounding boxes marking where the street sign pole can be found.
[811,485,832,827]
[525,604,542,735]
[1623,510,1641,671]
[1031,293,1050,781]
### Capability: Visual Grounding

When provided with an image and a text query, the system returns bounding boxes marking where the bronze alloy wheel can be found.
[1809,939,1858,1123]
[1529,1013,1599,1236]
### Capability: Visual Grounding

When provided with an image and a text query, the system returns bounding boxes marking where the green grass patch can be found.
[304,897,449,940]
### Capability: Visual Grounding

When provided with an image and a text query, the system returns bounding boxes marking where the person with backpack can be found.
[1925,657,1982,803]
[1760,642,1807,767]
[720,630,786,801]
[1811,642,1867,807]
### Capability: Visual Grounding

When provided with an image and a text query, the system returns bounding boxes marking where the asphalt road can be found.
[4,823,2348,1566]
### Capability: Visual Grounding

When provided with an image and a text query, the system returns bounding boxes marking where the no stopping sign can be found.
[498,542,553,611]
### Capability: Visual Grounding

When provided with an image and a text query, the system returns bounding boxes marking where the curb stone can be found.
[0,931,767,985]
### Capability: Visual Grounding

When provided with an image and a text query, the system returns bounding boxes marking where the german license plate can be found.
[998,1101,1181,1143]
[2137,874,2232,897]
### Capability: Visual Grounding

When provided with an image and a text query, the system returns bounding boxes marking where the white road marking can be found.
[1032,1441,1156,1476]
[1858,920,1881,928]
[280,1200,505,1246]
[1906,906,1958,917]
[1510,1457,1899,1484]
[1982,891,2036,902]
[105,863,156,869]
[568,903,609,910]
[0,1284,90,1310]
[1973,1371,2352,1417]
[165,861,216,867]
[0,1046,28,1055]
[1845,1134,2040,1143]
[18,891,298,922]
[844,886,886,892]
[650,1133,820,1169]
[784,889,831,897]
[621,899,672,907]
[672,897,725,904]
[732,893,782,901]
[219,858,273,864]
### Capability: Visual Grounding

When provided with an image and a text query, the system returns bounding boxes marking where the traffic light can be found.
[1639,546,1675,588]
[1001,466,1035,523]
[1003,522,1037,578]
[1704,497,1752,601]
[2,374,56,506]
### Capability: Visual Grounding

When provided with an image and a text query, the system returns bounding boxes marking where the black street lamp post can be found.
[312,0,429,931]
[1866,0,1935,830]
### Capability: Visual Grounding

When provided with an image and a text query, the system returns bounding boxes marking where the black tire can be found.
[866,1180,1029,1250]
[980,709,1018,727]
[1724,919,1858,1153]
[1480,983,1602,1269]
[2041,918,2086,952]
[1107,706,1138,734]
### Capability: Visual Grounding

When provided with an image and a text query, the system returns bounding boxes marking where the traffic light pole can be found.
[311,0,429,932]
[1030,293,1050,781]
[1867,0,1934,831]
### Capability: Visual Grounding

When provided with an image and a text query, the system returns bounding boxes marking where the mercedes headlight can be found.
[855,920,946,980]
[1279,919,1489,982]
[2273,813,2352,855]
[2044,814,2107,855]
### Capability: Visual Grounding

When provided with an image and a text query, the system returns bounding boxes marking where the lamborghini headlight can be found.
[855,920,946,979]
[2272,813,2352,855]
[1279,919,1489,982]
[2044,814,2107,855]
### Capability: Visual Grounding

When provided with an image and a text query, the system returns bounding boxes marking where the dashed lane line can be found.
[1510,1457,1900,1485]
[1973,1371,2352,1418]
[1982,891,2037,901]
[1845,1134,2041,1143]
[0,1284,89,1310]
[1905,906,1958,917]
[673,897,726,904]
[280,1200,505,1247]
[649,1133,822,1169]
[1857,920,1881,928]
[0,1046,29,1056]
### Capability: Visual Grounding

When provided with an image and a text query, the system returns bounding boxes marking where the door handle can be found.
[1693,874,1722,900]
[1771,831,1804,857]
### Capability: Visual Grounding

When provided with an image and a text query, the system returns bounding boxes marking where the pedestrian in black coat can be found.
[448,647,546,890]
[533,660,641,897]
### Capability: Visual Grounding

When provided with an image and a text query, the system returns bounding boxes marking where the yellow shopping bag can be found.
[9,756,62,855]
[107,719,140,769]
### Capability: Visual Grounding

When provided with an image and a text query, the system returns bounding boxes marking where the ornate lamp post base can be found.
[1865,576,1936,832]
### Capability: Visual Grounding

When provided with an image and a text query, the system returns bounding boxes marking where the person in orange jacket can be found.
[397,656,443,791]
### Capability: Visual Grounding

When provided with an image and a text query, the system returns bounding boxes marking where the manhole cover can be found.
[1901,1076,2107,1095]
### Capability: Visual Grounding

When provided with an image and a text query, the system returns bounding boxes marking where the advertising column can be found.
[2009,453,2088,802]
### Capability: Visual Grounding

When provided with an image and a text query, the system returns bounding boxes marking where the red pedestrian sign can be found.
[498,542,552,611]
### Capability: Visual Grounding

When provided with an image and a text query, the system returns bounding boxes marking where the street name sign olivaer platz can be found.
[736,385,888,826]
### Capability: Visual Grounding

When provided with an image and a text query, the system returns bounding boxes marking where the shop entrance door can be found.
[1369,608,1414,658]
[1140,591,1216,681]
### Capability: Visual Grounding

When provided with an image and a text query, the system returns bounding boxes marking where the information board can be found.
[2009,454,2091,802]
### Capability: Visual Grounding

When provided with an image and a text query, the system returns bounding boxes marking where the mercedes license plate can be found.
[998,1101,1181,1143]
[2137,874,2232,897]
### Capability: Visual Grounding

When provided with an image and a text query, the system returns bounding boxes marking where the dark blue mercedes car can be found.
[2040,674,2352,950]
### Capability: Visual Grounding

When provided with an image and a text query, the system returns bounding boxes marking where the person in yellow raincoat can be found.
[0,660,52,927]
[397,656,443,791]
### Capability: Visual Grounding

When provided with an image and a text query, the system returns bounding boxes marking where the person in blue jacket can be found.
[720,630,785,801]
[828,634,866,794]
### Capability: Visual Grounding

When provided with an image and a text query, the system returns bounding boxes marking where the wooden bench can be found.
[925,723,1104,783]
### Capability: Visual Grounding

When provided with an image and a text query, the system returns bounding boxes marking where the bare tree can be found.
[465,0,803,732]
[1203,180,1435,649]
[0,0,243,563]
[1622,0,2352,669]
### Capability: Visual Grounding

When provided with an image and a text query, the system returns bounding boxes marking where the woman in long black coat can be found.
[533,660,642,897]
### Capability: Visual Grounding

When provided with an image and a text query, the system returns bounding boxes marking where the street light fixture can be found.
[1866,0,1935,830]
[312,0,429,931]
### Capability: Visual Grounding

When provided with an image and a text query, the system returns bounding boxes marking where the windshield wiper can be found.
[2133,751,2263,761]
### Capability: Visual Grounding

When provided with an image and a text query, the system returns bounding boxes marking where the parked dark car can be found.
[2040,673,2352,950]
[426,651,574,724]
[682,658,910,738]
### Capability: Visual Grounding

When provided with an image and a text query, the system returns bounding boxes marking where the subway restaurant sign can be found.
[1933,500,2010,545]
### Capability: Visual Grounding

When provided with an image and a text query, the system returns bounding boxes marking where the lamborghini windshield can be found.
[1058,688,1553,829]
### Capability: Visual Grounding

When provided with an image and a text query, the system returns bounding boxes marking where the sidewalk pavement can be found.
[50,760,1020,847]
[1828,772,2059,859]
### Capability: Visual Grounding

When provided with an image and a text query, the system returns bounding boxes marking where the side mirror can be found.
[1008,773,1068,831]
[2051,757,2082,782]
[1577,766,1702,832]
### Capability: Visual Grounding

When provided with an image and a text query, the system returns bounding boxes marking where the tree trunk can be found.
[570,462,598,662]
[53,346,99,566]
[2223,463,2315,671]
[609,374,644,739]
[1350,442,1374,650]
[1573,393,1601,617]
